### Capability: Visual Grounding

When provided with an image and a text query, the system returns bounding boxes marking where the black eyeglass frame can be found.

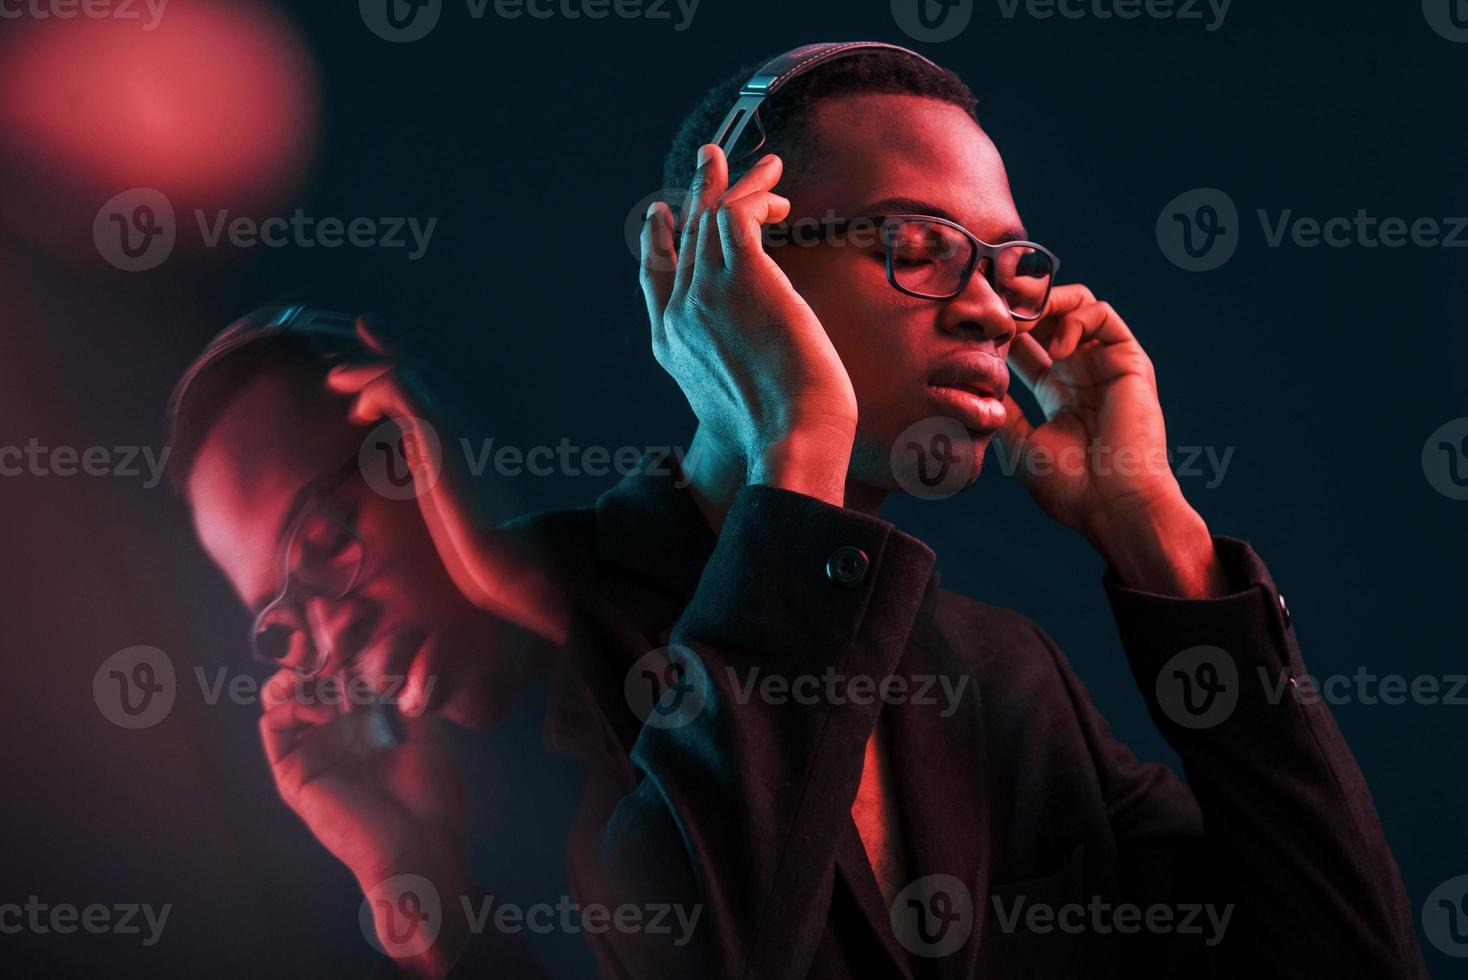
[250,460,368,677]
[804,214,1061,321]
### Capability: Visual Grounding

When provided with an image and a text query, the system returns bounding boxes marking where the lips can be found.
[928,353,1010,402]
[927,353,1011,432]
[343,625,427,701]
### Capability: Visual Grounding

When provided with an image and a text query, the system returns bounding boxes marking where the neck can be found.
[682,425,886,533]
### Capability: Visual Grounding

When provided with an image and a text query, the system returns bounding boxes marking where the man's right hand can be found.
[259,670,472,978]
[326,321,568,646]
[639,144,858,507]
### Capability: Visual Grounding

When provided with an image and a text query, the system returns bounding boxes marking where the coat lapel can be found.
[885,578,992,980]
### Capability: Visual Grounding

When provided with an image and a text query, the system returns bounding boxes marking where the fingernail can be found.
[697,144,715,168]
[644,202,661,221]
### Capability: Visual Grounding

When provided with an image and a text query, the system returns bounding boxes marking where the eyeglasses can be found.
[251,462,367,677]
[789,214,1060,321]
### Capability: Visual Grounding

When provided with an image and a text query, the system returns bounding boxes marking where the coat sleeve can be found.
[570,484,935,980]
[1038,535,1424,979]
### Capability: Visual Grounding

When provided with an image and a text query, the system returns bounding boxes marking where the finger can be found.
[717,153,783,208]
[259,707,364,797]
[1048,301,1135,360]
[694,202,726,272]
[692,144,729,211]
[1007,333,1053,392]
[346,372,430,426]
[717,191,792,267]
[261,668,298,711]
[640,202,677,333]
[259,697,345,781]
[326,362,393,394]
[355,314,395,358]
[261,672,346,721]
[260,693,340,733]
[400,642,441,719]
[680,144,728,253]
[1037,283,1097,320]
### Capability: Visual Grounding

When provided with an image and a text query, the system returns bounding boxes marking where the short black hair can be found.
[661,48,979,193]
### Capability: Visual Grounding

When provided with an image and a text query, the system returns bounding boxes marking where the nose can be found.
[936,261,1019,349]
[301,595,375,675]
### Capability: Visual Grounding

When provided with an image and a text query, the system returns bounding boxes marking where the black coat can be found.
[448,462,1424,979]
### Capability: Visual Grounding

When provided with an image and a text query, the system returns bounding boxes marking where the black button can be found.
[1279,593,1291,627]
[826,546,869,587]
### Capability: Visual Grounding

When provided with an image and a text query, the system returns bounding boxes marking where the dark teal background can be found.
[1,0,1464,975]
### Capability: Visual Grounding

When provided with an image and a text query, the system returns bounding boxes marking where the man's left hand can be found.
[998,284,1227,598]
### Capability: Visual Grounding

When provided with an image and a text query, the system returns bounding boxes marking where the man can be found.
[516,43,1423,978]
[171,45,1425,979]
[166,307,587,978]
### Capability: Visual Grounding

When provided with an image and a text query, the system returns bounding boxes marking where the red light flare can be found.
[0,0,320,259]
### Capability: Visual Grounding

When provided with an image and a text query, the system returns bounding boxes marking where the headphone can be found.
[710,41,941,163]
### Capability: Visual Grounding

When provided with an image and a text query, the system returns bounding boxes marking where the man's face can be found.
[769,93,1030,493]
[186,373,521,729]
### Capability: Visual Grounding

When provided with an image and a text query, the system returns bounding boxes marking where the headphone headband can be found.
[710,41,941,161]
